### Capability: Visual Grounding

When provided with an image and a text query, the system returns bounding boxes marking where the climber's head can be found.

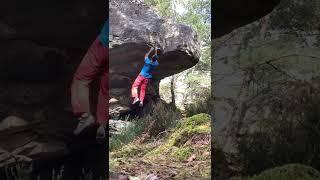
[151,54,158,62]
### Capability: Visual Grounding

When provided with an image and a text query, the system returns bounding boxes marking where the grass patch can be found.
[109,118,148,151]
[185,89,212,117]
[171,147,193,160]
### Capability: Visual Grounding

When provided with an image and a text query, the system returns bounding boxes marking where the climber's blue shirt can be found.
[98,20,108,47]
[140,57,159,79]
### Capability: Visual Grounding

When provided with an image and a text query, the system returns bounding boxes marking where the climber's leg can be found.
[96,65,108,125]
[71,37,107,135]
[139,77,149,105]
[96,65,108,141]
[131,75,144,102]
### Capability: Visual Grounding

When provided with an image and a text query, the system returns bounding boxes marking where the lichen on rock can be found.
[247,164,320,180]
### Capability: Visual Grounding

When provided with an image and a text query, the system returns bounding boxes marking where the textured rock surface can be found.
[109,0,200,118]
[109,119,132,136]
[248,164,320,180]
[213,0,320,168]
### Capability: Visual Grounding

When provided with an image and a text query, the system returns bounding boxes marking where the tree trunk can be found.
[170,75,176,106]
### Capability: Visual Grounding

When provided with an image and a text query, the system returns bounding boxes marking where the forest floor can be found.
[109,113,211,179]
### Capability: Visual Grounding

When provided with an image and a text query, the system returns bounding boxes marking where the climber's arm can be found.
[154,47,158,56]
[145,47,154,59]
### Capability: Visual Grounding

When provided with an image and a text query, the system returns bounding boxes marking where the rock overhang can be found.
[213,0,280,38]
[109,0,200,85]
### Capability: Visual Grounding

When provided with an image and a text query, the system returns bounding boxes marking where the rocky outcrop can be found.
[109,0,200,118]
[0,0,199,177]
[213,0,320,175]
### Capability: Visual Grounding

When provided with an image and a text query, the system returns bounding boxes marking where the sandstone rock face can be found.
[213,0,320,161]
[109,0,200,118]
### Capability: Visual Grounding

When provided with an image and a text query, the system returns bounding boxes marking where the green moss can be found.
[112,144,149,158]
[200,167,211,178]
[109,158,120,171]
[184,113,211,127]
[171,147,193,160]
[247,164,320,180]
[144,113,211,159]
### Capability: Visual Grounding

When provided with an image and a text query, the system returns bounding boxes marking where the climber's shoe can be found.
[139,101,143,107]
[96,124,106,144]
[73,112,95,135]
[132,97,140,105]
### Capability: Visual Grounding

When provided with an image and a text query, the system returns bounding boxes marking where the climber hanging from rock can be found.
[131,46,160,107]
[71,19,108,142]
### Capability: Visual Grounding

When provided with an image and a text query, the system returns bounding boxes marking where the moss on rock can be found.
[247,164,320,180]
[144,113,211,159]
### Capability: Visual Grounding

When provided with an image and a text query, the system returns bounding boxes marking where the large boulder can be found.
[109,0,200,118]
[213,0,320,175]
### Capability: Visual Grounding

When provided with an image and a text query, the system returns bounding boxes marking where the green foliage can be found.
[109,118,149,151]
[247,164,320,180]
[177,0,211,71]
[109,101,181,151]
[238,79,320,176]
[185,86,212,117]
[144,0,173,18]
[144,0,211,71]
[148,101,181,135]
[171,147,193,160]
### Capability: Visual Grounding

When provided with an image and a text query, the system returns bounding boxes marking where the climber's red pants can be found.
[131,75,149,103]
[71,37,108,125]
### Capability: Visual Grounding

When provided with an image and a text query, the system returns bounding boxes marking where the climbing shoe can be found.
[139,101,143,107]
[96,124,106,144]
[73,113,95,135]
[132,97,140,105]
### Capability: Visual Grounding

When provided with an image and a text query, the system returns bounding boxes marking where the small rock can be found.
[0,22,16,38]
[118,175,129,180]
[145,173,158,180]
[187,154,196,162]
[0,116,28,131]
[109,98,119,104]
